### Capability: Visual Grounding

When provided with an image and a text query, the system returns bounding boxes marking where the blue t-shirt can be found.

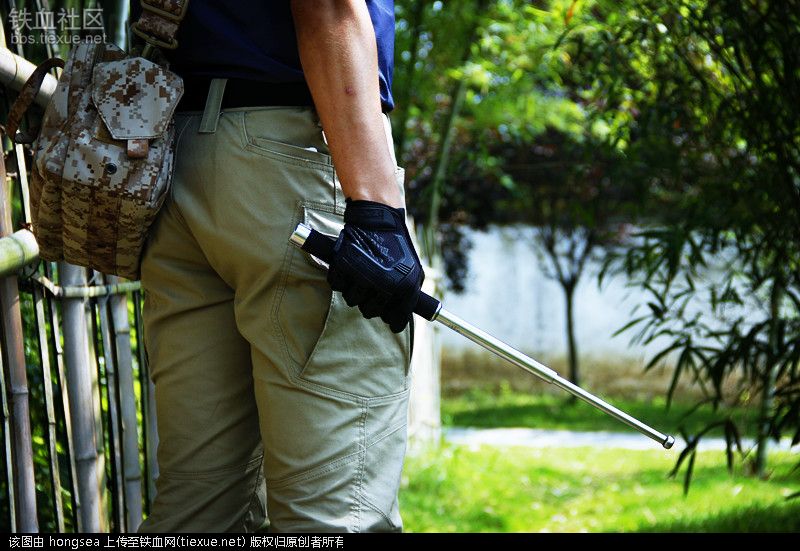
[130,1,395,111]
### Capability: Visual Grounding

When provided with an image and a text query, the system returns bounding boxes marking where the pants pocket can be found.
[275,203,412,399]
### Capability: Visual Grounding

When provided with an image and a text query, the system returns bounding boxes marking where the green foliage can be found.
[397,0,800,494]
[570,0,800,483]
[394,0,634,294]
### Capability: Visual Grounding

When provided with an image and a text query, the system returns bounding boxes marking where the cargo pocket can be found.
[275,203,412,400]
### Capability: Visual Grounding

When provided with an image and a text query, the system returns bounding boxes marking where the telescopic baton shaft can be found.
[290,223,675,450]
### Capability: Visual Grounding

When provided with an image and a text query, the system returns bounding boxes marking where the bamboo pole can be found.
[133,290,157,508]
[0,135,38,532]
[14,144,31,224]
[6,89,66,531]
[34,0,59,60]
[31,272,140,297]
[0,229,38,276]
[108,275,143,531]
[0,325,17,531]
[94,276,125,532]
[31,267,65,531]
[45,261,80,532]
[0,47,57,109]
[2,0,26,61]
[84,284,110,533]
[60,262,102,532]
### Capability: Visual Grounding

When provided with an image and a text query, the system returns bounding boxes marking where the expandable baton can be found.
[290,223,675,450]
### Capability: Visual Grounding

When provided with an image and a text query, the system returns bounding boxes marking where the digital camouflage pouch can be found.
[6,0,189,280]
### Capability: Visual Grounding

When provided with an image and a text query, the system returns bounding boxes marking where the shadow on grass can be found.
[637,500,800,532]
[444,391,759,436]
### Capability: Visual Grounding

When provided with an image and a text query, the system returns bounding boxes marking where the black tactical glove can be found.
[327,199,424,333]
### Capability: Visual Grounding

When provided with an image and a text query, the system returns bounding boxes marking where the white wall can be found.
[438,226,756,361]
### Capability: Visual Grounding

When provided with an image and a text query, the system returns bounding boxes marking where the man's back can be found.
[129,0,396,111]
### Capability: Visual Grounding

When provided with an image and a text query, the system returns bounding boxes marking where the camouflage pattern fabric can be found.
[132,0,190,49]
[145,0,188,17]
[134,12,180,46]
[28,39,184,280]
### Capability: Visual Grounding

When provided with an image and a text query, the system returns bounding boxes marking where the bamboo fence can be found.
[0,0,443,533]
[0,5,158,531]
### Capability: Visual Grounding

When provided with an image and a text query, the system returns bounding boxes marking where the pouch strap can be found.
[5,57,65,144]
[131,0,190,52]
[198,78,227,134]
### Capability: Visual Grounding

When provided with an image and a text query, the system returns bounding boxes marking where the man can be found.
[133,0,423,532]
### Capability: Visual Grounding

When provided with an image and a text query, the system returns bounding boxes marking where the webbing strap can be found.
[198,78,228,134]
[131,0,191,51]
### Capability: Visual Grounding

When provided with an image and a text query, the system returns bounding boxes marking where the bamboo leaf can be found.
[644,341,683,372]
[669,430,696,480]
[612,315,647,337]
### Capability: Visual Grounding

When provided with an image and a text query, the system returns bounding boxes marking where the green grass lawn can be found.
[399,445,800,532]
[442,386,760,437]
[402,386,798,532]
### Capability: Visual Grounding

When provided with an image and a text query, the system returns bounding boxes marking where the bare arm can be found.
[290,0,402,208]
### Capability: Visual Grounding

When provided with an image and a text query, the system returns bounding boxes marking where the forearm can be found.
[291,0,402,208]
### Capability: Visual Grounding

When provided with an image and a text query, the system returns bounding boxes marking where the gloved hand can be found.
[327,199,424,333]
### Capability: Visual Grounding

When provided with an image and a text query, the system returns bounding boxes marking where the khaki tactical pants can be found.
[137,87,412,532]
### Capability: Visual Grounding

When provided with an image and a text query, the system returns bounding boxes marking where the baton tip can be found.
[663,435,675,449]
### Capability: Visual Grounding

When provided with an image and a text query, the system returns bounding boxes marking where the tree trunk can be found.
[424,78,467,263]
[423,0,490,265]
[564,281,579,392]
[755,280,781,477]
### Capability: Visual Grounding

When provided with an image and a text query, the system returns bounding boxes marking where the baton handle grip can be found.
[290,223,442,321]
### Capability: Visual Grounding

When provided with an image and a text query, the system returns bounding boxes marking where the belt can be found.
[176,77,315,112]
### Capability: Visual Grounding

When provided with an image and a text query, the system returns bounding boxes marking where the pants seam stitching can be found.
[359,495,397,530]
[167,117,194,231]
[157,454,264,480]
[352,403,367,533]
[287,368,410,405]
[271,202,304,372]
[239,456,265,532]
[366,420,407,450]
[266,449,361,490]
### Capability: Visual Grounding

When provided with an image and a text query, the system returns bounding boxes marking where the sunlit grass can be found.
[400,445,800,533]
